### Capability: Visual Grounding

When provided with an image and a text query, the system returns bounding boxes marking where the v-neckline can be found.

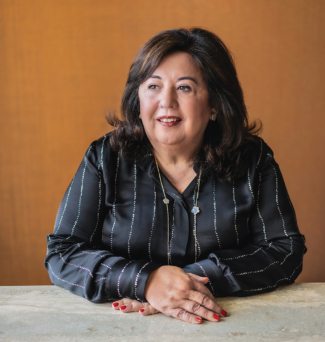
[137,154,199,203]
[159,169,199,198]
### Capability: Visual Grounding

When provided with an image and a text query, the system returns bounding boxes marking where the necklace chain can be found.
[154,156,201,264]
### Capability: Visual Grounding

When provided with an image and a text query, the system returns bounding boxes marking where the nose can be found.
[159,87,178,109]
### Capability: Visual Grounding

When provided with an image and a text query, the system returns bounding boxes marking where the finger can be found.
[112,300,121,310]
[188,290,224,316]
[182,299,221,322]
[139,304,159,316]
[119,300,148,313]
[169,308,203,324]
[190,278,216,302]
[192,280,215,300]
[112,298,132,310]
[187,273,209,284]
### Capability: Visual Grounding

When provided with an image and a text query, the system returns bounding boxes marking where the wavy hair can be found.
[106,27,262,182]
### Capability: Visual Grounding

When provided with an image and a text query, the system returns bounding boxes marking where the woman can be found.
[45,27,307,324]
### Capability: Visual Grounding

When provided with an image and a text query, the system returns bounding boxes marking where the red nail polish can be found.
[213,314,220,321]
[139,308,145,313]
[120,305,127,310]
[196,317,202,323]
[112,302,119,307]
[221,310,227,317]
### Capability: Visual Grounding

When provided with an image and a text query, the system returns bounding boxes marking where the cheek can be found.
[139,97,157,115]
[141,102,153,113]
[184,99,210,120]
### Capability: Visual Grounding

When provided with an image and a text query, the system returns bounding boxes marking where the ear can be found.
[210,108,217,121]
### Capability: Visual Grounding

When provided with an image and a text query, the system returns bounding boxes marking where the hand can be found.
[112,298,159,316]
[111,273,211,316]
[111,271,213,317]
[144,266,227,324]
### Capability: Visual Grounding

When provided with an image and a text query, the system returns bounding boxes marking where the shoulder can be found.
[84,131,117,166]
[90,131,114,150]
[250,137,275,172]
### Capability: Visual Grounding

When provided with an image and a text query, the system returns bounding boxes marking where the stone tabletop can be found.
[0,283,324,341]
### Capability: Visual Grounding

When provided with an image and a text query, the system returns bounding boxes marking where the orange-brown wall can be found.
[1,0,324,285]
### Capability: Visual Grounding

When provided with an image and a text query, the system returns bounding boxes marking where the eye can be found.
[178,85,191,92]
[148,84,159,90]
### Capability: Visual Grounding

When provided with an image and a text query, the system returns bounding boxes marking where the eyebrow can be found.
[149,75,198,85]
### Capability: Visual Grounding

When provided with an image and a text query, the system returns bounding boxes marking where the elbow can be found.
[267,234,306,283]
[281,234,307,282]
[291,234,307,280]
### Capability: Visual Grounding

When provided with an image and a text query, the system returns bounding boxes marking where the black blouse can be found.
[44,132,307,303]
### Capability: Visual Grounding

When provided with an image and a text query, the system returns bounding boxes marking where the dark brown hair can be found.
[107,27,262,182]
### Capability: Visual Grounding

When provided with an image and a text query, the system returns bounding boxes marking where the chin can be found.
[157,136,184,146]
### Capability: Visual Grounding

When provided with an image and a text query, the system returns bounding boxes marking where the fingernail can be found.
[221,310,227,317]
[213,314,220,321]
[112,302,119,307]
[120,305,127,310]
[139,308,145,313]
[196,317,202,323]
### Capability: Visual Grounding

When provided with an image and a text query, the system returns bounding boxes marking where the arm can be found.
[44,138,160,303]
[183,140,307,296]
[45,137,224,324]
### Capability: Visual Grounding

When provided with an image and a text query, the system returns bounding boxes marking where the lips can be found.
[156,116,182,123]
[158,118,180,122]
[156,116,182,127]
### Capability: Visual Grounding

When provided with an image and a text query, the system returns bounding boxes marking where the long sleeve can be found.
[44,138,160,303]
[183,140,307,297]
[45,133,307,302]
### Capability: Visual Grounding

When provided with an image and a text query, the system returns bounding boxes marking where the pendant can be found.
[191,206,200,215]
[163,198,170,204]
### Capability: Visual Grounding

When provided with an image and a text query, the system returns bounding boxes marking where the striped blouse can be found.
[44,132,307,303]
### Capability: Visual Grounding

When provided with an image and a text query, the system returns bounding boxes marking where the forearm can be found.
[45,234,161,302]
[183,234,306,297]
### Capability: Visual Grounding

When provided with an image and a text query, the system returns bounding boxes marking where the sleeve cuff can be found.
[106,259,161,301]
[183,257,241,297]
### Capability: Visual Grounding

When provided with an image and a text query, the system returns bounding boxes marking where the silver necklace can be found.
[154,156,202,264]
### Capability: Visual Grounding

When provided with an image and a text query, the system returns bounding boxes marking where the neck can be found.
[150,137,203,170]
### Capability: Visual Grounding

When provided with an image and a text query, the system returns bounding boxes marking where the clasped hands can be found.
[112,265,227,324]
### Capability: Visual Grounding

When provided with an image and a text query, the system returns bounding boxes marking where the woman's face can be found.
[138,51,214,150]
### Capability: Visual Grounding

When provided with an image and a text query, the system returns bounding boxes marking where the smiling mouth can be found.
[158,118,181,123]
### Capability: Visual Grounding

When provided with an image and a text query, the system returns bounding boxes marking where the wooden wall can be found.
[1,0,324,285]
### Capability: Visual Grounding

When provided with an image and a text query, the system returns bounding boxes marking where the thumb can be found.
[187,273,209,284]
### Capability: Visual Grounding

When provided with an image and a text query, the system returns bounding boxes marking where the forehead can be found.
[151,51,203,78]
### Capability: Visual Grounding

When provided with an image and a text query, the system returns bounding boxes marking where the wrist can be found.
[144,267,160,299]
[144,265,177,299]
